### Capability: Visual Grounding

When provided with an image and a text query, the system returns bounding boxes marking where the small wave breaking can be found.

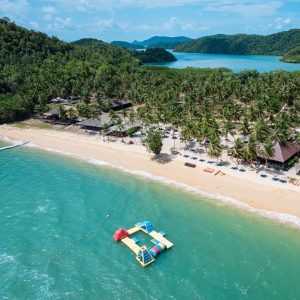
[4,137,300,229]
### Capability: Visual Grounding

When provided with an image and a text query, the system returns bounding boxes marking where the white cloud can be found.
[0,0,28,16]
[274,17,291,29]
[48,0,202,11]
[47,17,72,31]
[42,6,57,14]
[244,17,292,33]
[205,1,283,17]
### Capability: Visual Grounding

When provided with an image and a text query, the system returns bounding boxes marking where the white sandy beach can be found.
[1,124,300,227]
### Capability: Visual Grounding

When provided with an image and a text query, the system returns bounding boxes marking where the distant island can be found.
[281,46,300,63]
[174,29,300,56]
[111,36,193,50]
[111,41,145,50]
[132,48,177,63]
[133,36,192,48]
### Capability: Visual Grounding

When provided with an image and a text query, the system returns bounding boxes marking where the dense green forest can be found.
[132,48,177,63]
[1,17,300,155]
[281,46,300,63]
[111,41,144,49]
[174,30,300,55]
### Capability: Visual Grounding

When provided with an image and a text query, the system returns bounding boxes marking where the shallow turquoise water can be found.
[147,51,300,72]
[1,147,300,299]
[0,140,9,147]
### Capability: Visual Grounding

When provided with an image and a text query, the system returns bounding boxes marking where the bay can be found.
[1,147,300,299]
[147,51,300,72]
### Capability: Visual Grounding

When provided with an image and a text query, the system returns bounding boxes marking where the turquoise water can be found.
[0,140,9,147]
[1,147,300,299]
[148,51,300,72]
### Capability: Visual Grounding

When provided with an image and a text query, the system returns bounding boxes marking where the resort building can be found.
[103,99,132,112]
[43,108,60,121]
[258,142,299,170]
[78,114,112,131]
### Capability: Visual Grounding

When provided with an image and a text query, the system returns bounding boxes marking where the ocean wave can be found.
[7,139,300,229]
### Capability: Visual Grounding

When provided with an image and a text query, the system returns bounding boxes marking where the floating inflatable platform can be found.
[113,221,173,267]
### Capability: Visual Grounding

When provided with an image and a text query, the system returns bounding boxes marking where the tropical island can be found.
[174,29,300,58]
[1,17,300,222]
[132,48,177,63]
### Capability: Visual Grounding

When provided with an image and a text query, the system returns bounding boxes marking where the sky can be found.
[0,0,299,42]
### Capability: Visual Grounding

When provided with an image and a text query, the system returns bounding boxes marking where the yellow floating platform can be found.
[121,237,140,255]
[148,231,174,249]
[117,222,173,267]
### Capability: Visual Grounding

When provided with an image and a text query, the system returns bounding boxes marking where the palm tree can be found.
[243,135,257,163]
[122,109,129,124]
[128,110,136,125]
[207,136,223,161]
[232,137,244,164]
[254,119,269,143]
[66,107,78,121]
[58,104,67,120]
[261,138,275,169]
[239,116,251,136]
[223,120,235,152]
[109,110,120,125]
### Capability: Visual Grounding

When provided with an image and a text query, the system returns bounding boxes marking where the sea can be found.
[1,145,300,299]
[147,51,300,72]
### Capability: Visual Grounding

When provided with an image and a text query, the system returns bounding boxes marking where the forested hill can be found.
[281,46,300,63]
[174,29,300,55]
[0,19,137,123]
[132,48,177,63]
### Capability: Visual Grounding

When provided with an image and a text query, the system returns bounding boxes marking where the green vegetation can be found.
[132,48,177,63]
[281,46,300,63]
[111,41,144,50]
[143,129,163,155]
[1,18,300,161]
[174,29,300,55]
[0,18,137,123]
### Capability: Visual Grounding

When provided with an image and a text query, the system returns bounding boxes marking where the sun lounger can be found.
[185,162,196,168]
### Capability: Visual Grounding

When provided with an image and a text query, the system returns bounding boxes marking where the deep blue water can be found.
[147,51,300,72]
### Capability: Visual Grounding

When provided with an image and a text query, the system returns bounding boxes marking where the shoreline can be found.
[1,125,300,228]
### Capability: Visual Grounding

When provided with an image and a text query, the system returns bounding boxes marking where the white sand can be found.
[1,124,300,227]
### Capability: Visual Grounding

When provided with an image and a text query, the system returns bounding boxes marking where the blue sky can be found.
[0,0,299,42]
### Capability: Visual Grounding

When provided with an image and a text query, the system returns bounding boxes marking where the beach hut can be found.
[78,118,103,131]
[103,99,132,112]
[43,108,59,120]
[258,142,299,170]
[78,114,112,131]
